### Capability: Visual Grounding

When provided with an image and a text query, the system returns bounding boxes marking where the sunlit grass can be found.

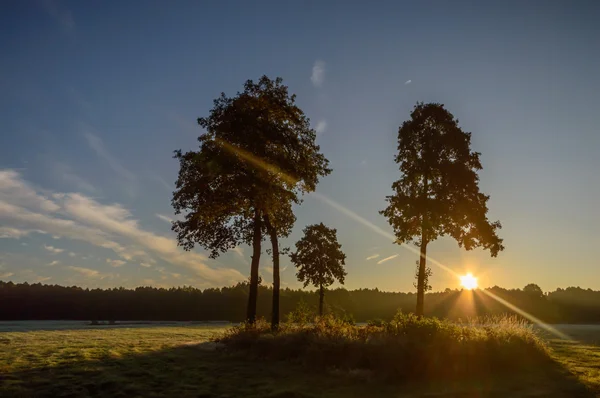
[219,314,552,380]
[1,323,598,397]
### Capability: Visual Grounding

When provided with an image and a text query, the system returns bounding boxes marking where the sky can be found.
[0,1,599,293]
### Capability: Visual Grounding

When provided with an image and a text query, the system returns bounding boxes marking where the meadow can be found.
[1,321,599,397]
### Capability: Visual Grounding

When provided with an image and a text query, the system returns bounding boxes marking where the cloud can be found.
[0,227,41,239]
[44,244,64,254]
[377,254,399,264]
[311,60,325,87]
[66,266,102,278]
[232,246,249,266]
[0,272,14,278]
[68,252,76,257]
[48,260,60,266]
[156,214,173,224]
[51,161,97,193]
[315,120,327,134]
[155,176,173,193]
[366,254,380,261]
[405,80,412,85]
[156,266,182,279]
[106,259,126,268]
[41,0,75,30]
[140,262,152,268]
[360,160,367,166]
[0,170,59,213]
[84,132,135,182]
[0,170,245,286]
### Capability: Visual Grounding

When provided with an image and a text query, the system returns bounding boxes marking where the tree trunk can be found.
[319,284,324,317]
[264,215,280,330]
[416,173,429,318]
[416,238,428,318]
[246,208,262,324]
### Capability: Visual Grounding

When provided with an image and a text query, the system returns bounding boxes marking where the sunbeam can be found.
[216,139,572,341]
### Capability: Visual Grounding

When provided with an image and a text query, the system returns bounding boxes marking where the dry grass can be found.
[219,313,552,380]
[0,321,597,397]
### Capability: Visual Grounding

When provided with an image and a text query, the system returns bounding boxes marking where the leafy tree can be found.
[381,102,504,317]
[172,76,329,324]
[290,223,347,316]
[523,283,544,298]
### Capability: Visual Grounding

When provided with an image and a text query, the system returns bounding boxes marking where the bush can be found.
[218,312,550,381]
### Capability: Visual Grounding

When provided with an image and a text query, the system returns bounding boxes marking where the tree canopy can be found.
[381,102,504,316]
[172,76,330,323]
[290,223,347,315]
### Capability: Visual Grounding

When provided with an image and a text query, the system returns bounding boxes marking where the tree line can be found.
[171,75,502,327]
[1,280,599,324]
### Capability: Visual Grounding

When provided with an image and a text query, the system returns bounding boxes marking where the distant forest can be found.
[1,280,599,324]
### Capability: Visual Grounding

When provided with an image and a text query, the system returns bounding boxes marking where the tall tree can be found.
[290,223,347,316]
[381,102,504,317]
[172,76,330,324]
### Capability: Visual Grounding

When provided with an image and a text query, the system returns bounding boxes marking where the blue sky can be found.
[0,1,598,292]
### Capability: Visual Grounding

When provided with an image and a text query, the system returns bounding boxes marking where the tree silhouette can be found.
[523,283,544,298]
[290,223,347,316]
[172,76,329,324]
[381,102,504,317]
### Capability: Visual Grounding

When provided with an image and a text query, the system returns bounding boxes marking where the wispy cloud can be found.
[0,170,245,286]
[0,272,14,278]
[66,266,103,278]
[0,227,41,239]
[41,0,75,31]
[377,254,399,264]
[51,161,97,193]
[48,260,60,266]
[155,176,173,193]
[0,170,59,213]
[315,120,327,134]
[84,131,135,182]
[44,244,64,254]
[366,254,380,261]
[156,214,173,224]
[405,79,412,85]
[106,259,126,268]
[232,246,249,266]
[140,262,152,268]
[68,252,76,257]
[311,60,325,87]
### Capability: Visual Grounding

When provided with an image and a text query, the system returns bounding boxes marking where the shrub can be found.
[218,312,550,381]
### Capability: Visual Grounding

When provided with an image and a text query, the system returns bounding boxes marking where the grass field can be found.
[1,323,599,397]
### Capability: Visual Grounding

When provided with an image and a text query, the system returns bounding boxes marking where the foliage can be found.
[219,312,551,381]
[5,281,600,324]
[172,76,330,323]
[286,299,316,325]
[290,223,347,315]
[381,102,503,316]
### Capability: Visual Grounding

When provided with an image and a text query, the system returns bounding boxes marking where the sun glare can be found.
[460,273,478,290]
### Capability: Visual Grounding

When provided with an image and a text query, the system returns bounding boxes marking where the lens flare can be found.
[218,139,571,341]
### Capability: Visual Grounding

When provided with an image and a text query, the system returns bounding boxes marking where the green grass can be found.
[0,323,598,397]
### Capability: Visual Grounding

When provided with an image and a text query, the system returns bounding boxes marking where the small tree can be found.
[381,102,504,317]
[290,223,347,316]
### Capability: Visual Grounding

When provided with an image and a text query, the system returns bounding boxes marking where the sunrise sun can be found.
[460,273,478,290]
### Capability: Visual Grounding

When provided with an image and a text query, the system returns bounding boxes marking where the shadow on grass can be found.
[1,342,595,398]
